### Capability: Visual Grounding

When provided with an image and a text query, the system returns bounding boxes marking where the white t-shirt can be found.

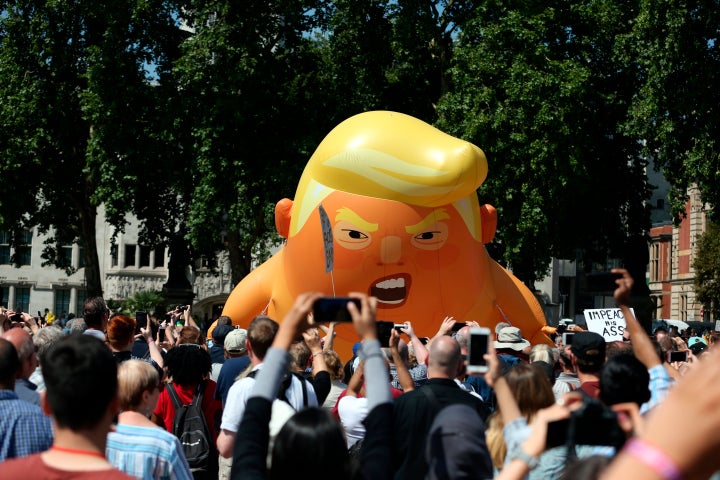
[220,364,318,433]
[337,395,368,448]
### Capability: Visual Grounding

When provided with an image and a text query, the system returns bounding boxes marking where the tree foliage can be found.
[175,0,332,285]
[0,0,185,296]
[437,0,651,285]
[621,0,720,223]
[693,221,720,317]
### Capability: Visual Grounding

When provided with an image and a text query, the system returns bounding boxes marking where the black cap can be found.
[212,324,234,345]
[571,331,606,361]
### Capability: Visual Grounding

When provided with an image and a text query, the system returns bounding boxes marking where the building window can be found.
[650,244,660,282]
[139,246,151,268]
[196,255,216,270]
[124,245,136,268]
[154,247,165,268]
[76,290,88,315]
[55,289,71,318]
[1,287,8,307]
[680,294,688,322]
[16,230,32,266]
[78,245,85,268]
[0,231,10,265]
[59,242,73,267]
[15,287,30,312]
[110,243,118,267]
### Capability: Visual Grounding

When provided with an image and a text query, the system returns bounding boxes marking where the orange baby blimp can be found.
[222,111,550,358]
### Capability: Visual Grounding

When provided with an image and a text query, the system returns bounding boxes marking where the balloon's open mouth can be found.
[370,274,411,308]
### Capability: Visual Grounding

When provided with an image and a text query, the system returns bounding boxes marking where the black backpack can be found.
[167,382,217,478]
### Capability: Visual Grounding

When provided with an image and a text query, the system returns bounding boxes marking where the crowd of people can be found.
[2,268,720,479]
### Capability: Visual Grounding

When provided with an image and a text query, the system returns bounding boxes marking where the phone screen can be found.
[136,311,148,324]
[312,297,361,323]
[668,350,688,363]
[158,327,166,342]
[376,321,393,348]
[562,332,575,346]
[467,328,490,373]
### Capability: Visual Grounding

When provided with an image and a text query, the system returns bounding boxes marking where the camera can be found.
[176,305,188,312]
[546,397,626,449]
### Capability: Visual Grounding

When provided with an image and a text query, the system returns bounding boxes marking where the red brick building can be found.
[648,186,710,322]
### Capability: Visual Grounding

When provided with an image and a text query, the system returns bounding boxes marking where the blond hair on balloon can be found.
[289,111,489,241]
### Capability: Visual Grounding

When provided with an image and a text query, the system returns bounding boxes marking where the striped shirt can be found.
[106,423,192,480]
[0,389,54,461]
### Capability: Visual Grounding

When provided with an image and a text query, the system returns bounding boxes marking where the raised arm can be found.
[390,329,415,392]
[612,268,660,368]
[400,321,429,366]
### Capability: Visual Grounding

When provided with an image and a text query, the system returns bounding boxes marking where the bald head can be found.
[2,328,36,379]
[428,336,462,379]
[2,328,34,362]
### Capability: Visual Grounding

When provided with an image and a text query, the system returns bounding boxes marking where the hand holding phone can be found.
[312,297,361,323]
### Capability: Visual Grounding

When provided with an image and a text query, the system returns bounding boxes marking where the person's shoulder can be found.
[111,423,179,445]
[0,452,41,473]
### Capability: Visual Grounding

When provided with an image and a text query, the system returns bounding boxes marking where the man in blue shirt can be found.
[0,337,53,461]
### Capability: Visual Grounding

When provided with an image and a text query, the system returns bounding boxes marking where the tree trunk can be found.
[79,204,103,298]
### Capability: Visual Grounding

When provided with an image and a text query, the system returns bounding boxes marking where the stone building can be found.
[0,206,233,323]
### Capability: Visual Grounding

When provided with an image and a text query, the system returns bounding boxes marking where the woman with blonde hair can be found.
[106,360,192,479]
[486,362,555,471]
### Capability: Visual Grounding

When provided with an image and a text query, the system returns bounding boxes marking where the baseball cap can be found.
[570,331,606,361]
[224,328,248,354]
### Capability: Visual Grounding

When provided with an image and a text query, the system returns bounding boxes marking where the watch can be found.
[510,448,539,470]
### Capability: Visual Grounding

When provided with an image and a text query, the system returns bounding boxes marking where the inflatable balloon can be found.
[223,111,551,358]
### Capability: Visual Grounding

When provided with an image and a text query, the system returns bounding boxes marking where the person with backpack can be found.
[153,344,222,480]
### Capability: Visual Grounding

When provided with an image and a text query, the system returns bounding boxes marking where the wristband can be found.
[624,438,682,480]
[146,337,154,344]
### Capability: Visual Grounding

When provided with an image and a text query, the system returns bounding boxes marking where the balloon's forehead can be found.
[320,191,448,221]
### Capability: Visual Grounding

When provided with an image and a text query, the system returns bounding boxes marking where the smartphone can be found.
[467,327,491,373]
[376,321,394,348]
[451,322,467,332]
[562,332,575,346]
[394,324,405,332]
[668,350,688,363]
[158,326,166,342]
[585,272,623,292]
[136,311,148,325]
[312,297,361,323]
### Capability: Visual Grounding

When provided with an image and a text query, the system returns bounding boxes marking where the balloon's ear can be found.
[480,204,497,244]
[275,199,294,238]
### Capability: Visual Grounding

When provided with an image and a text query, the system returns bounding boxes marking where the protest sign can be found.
[583,308,633,342]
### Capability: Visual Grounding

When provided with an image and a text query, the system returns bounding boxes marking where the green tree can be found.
[437,0,651,286]
[175,1,331,285]
[124,290,167,315]
[0,0,185,296]
[621,0,720,222]
[694,222,720,318]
